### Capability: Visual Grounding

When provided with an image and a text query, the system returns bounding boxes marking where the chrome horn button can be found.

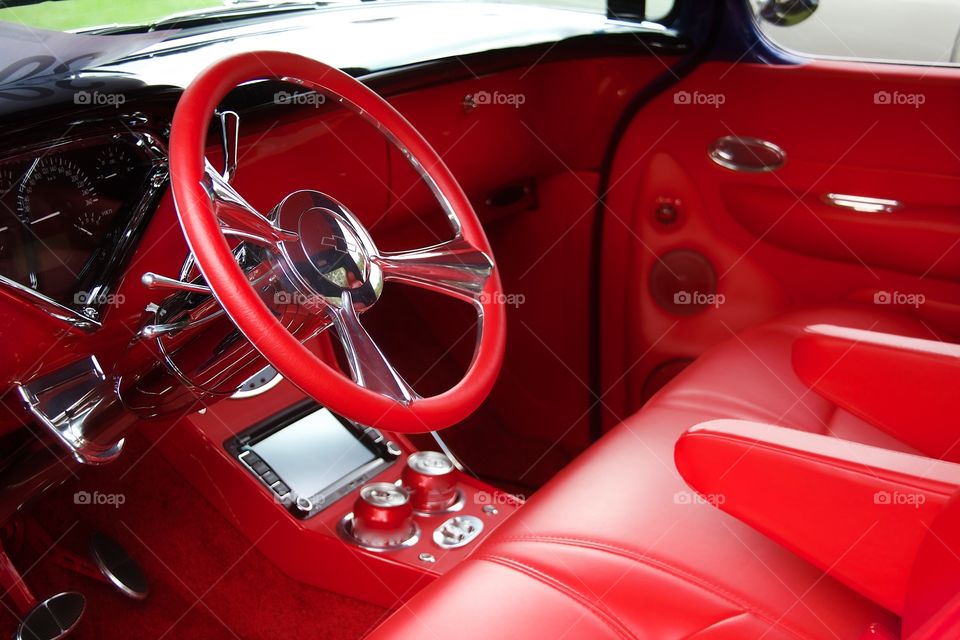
[272,190,383,310]
[300,208,368,287]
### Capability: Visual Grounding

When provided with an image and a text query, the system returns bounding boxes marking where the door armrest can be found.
[675,419,960,614]
[792,324,960,461]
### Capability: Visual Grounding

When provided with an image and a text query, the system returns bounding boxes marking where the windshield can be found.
[0,0,674,32]
[0,0,235,31]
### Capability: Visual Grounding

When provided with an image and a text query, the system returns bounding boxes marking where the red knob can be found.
[402,451,459,513]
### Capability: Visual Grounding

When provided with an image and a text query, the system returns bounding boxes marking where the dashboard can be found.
[0,131,167,326]
[0,3,675,340]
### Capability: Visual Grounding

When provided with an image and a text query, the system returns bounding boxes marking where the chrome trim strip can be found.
[821,193,902,214]
[0,277,98,331]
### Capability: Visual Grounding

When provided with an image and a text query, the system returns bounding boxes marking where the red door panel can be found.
[600,59,960,424]
[722,168,960,280]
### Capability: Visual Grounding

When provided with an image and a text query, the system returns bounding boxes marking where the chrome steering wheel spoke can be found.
[376,237,493,304]
[202,160,299,250]
[328,290,418,405]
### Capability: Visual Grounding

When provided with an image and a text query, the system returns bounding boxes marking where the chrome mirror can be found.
[757,0,818,26]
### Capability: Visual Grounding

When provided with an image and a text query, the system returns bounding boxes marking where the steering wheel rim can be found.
[169,51,506,432]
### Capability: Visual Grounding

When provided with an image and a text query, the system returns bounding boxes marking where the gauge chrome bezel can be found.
[0,125,168,332]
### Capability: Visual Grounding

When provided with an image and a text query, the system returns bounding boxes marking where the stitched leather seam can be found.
[492,535,813,640]
[478,553,636,640]
[680,611,751,640]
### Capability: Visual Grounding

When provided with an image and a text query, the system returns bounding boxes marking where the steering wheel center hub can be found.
[301,208,368,287]
[274,190,383,310]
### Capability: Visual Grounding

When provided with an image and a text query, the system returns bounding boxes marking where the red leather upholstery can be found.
[793,324,960,462]
[904,494,960,638]
[366,305,944,639]
[676,420,960,615]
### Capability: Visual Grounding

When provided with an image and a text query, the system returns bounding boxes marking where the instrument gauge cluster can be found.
[0,132,166,326]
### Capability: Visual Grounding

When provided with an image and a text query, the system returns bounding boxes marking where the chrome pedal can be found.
[89,533,148,600]
[15,592,84,640]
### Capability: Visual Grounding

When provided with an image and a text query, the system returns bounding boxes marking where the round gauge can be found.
[95,145,135,183]
[75,208,112,238]
[17,157,105,238]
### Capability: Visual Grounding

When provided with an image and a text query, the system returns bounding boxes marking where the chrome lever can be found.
[139,321,190,339]
[140,306,226,340]
[219,110,240,183]
[141,272,211,294]
[822,193,902,214]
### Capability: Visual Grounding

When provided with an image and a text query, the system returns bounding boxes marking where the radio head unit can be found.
[226,402,400,518]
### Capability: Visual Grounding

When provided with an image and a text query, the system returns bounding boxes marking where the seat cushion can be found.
[367,305,936,640]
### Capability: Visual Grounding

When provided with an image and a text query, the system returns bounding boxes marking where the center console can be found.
[227,400,513,558]
[152,378,522,607]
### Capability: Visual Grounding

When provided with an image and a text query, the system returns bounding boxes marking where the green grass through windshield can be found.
[0,0,224,31]
[0,0,671,33]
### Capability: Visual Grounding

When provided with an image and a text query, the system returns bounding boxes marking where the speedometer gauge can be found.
[0,130,163,320]
[17,157,105,239]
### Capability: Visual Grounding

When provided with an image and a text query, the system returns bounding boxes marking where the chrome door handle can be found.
[822,193,902,214]
[708,135,786,173]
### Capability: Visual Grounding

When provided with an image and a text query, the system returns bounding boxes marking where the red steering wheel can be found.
[169,51,506,432]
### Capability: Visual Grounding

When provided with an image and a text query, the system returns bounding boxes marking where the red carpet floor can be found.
[1,431,389,639]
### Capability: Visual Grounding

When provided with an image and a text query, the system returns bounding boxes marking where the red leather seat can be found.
[366,305,942,639]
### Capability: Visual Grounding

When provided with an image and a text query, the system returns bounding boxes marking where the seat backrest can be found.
[675,419,960,633]
[903,492,960,638]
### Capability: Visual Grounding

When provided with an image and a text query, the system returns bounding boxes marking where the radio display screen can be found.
[250,408,377,500]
